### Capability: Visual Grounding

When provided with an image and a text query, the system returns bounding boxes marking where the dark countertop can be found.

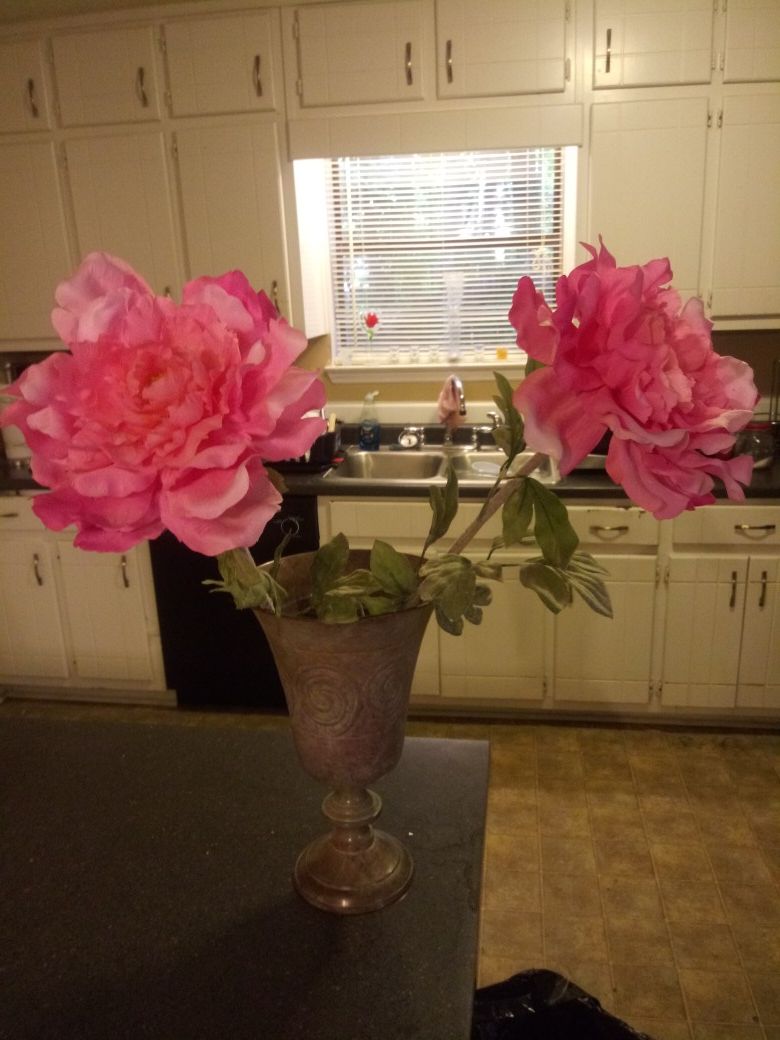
[3,457,780,500]
[0,716,489,1040]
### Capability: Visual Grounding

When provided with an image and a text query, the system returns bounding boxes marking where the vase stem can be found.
[324,787,379,853]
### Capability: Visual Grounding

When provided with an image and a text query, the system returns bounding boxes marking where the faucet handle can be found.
[471,424,496,451]
[486,411,501,429]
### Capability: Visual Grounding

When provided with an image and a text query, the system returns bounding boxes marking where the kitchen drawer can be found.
[673,505,780,548]
[567,506,659,547]
[0,494,45,532]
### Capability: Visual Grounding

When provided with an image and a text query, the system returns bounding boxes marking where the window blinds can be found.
[327,148,564,367]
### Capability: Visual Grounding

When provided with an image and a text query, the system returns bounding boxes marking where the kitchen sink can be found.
[329,449,446,481]
[324,447,559,485]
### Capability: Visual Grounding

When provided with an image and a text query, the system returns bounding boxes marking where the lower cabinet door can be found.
[0,538,69,679]
[737,556,780,709]
[662,554,746,709]
[554,554,656,705]
[57,543,156,683]
[439,565,546,701]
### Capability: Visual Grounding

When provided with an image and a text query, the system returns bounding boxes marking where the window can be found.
[324,147,575,369]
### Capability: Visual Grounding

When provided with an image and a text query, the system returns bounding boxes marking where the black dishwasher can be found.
[149,494,319,711]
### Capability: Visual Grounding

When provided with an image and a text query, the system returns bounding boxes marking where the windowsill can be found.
[325,362,527,384]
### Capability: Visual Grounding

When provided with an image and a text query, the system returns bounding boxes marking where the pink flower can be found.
[510,241,758,519]
[1,253,326,555]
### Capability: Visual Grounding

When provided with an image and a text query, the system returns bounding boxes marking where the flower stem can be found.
[448,452,547,556]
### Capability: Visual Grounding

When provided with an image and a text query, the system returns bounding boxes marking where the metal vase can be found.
[254,550,433,914]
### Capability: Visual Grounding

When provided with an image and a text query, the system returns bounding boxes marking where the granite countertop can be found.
[0,716,489,1040]
[3,456,780,500]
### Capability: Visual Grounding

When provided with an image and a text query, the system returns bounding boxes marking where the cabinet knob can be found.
[253,54,263,97]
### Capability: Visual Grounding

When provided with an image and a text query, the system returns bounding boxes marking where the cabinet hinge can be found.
[158,29,167,55]
[164,89,172,112]
[707,109,712,127]
[663,563,670,586]
[292,14,300,40]
[296,77,303,97]
[707,290,713,310]
[564,57,571,81]
[717,109,723,127]
[542,677,548,696]
[719,52,725,72]
[565,1,571,21]
[171,135,178,160]
[59,145,68,172]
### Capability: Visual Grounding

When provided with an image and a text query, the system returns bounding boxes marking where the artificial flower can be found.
[510,240,757,519]
[1,253,326,555]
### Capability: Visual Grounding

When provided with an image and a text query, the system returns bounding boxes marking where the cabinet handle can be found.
[120,554,130,588]
[734,523,776,535]
[446,39,453,83]
[0,511,20,518]
[270,279,280,315]
[405,41,413,86]
[26,77,39,118]
[589,524,629,535]
[33,553,43,586]
[605,28,612,72]
[729,570,737,609]
[135,66,149,108]
[759,570,768,609]
[253,54,263,97]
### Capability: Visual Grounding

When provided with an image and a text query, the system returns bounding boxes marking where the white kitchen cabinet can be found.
[164,11,278,116]
[723,0,780,83]
[174,122,290,318]
[0,536,69,679]
[593,0,714,88]
[0,38,52,132]
[52,25,161,126]
[435,0,568,99]
[662,554,748,709]
[738,556,780,708]
[555,554,656,705]
[56,542,158,683]
[440,563,547,701]
[0,139,71,341]
[587,97,708,300]
[65,131,182,297]
[710,95,780,320]
[287,1,427,108]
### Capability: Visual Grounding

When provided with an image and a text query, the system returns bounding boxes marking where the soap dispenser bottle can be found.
[358,390,381,450]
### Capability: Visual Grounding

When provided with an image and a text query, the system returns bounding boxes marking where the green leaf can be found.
[566,552,613,618]
[464,604,483,625]
[311,533,350,606]
[209,550,287,614]
[524,355,545,377]
[518,561,573,614]
[435,605,463,636]
[472,583,493,606]
[318,594,361,624]
[473,561,502,581]
[370,539,418,597]
[423,463,459,556]
[527,478,579,568]
[491,370,525,463]
[502,478,534,547]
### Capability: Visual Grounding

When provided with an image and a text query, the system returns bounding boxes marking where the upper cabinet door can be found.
[593,0,714,88]
[436,0,567,99]
[293,1,426,107]
[588,98,708,301]
[711,95,780,320]
[723,0,780,82]
[52,25,161,126]
[0,140,71,340]
[65,131,181,298]
[164,11,278,116]
[0,39,52,132]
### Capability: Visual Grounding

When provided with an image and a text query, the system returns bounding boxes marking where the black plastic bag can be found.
[472,969,655,1040]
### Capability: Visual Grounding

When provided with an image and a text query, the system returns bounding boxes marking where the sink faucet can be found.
[438,374,467,446]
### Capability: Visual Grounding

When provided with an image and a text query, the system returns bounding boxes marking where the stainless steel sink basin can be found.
[325,447,559,485]
[329,449,445,481]
[450,451,557,482]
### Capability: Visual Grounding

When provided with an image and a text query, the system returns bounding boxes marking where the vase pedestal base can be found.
[293,787,414,914]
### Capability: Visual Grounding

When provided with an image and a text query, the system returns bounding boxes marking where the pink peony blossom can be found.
[1,253,326,555]
[510,241,758,519]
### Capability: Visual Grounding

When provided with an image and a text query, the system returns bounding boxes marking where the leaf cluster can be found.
[418,554,499,636]
[310,533,420,623]
[207,549,287,614]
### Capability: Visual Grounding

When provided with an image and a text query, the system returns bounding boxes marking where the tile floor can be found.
[406,718,780,1040]
[4,700,779,1040]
